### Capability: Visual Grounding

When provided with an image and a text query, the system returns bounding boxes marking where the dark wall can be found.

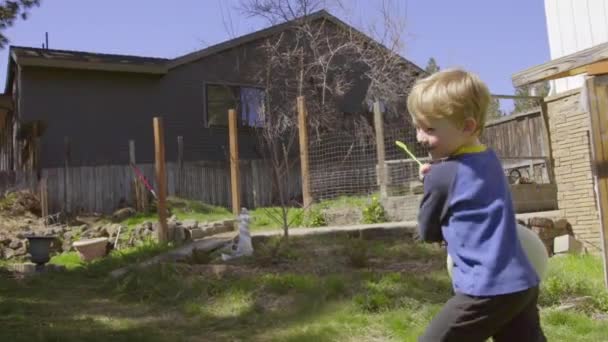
[20,41,266,168]
[21,67,162,167]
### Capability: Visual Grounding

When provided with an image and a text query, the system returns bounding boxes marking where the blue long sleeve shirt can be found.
[418,147,539,296]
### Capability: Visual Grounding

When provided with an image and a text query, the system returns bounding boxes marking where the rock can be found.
[172,226,187,244]
[554,219,574,236]
[104,224,122,238]
[0,234,11,245]
[167,223,177,241]
[9,239,22,249]
[74,214,103,226]
[62,240,73,252]
[324,207,362,226]
[14,246,27,257]
[556,296,594,312]
[221,219,236,229]
[111,207,136,222]
[16,231,32,239]
[182,219,198,230]
[3,248,16,259]
[63,231,74,240]
[9,262,37,274]
[143,221,153,231]
[190,228,206,240]
[529,217,554,229]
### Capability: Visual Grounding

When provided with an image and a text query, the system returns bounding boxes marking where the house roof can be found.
[5,10,423,91]
[167,10,376,69]
[10,46,169,74]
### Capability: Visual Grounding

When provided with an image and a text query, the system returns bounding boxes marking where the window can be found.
[206,84,265,128]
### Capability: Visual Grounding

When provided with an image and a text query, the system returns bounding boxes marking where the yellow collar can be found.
[452,144,487,156]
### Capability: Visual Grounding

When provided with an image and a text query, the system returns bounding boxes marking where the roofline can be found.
[5,9,425,80]
[168,9,425,73]
[168,10,332,69]
[14,55,168,75]
[10,47,168,75]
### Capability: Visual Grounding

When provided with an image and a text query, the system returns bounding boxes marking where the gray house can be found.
[1,10,424,173]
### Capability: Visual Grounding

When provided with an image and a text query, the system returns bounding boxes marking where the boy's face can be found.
[414,117,477,160]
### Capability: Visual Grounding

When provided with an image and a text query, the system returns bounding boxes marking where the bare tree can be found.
[240,0,420,239]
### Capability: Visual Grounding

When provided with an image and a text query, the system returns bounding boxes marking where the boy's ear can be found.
[462,118,478,135]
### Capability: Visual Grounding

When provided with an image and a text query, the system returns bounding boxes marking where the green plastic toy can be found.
[395,140,423,166]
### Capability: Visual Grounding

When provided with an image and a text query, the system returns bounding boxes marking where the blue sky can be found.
[0,0,550,111]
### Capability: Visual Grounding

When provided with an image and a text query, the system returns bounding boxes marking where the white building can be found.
[544,0,608,93]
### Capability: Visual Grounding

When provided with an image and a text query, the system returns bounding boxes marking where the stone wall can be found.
[545,88,601,252]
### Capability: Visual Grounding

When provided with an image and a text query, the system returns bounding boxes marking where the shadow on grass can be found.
[0,235,452,341]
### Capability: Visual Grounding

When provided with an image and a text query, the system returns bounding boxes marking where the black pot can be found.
[24,235,57,266]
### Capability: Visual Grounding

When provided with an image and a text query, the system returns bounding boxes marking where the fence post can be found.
[373,101,388,199]
[539,102,556,185]
[585,75,608,289]
[297,96,312,208]
[153,117,168,243]
[40,177,48,225]
[33,121,40,179]
[228,109,241,215]
[129,140,141,212]
[63,136,71,213]
[177,136,184,196]
[526,116,535,180]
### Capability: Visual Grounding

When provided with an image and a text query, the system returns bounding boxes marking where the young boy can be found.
[408,69,546,342]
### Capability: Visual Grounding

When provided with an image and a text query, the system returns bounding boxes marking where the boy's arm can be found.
[417,164,454,243]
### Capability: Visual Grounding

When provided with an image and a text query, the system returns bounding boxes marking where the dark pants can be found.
[419,286,546,342]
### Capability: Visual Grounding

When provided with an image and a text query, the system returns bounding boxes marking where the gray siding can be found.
[20,40,266,168]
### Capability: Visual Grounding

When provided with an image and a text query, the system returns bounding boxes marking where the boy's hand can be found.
[419,163,431,181]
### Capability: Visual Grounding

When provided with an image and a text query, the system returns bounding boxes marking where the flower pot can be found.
[24,235,57,266]
[73,237,109,262]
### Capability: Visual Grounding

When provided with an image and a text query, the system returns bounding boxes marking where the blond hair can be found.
[407,68,491,135]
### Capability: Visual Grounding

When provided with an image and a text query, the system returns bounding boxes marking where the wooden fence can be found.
[0,159,301,215]
[0,107,550,215]
[481,107,552,183]
[482,108,548,158]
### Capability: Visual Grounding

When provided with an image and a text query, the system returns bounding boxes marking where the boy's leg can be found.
[492,287,546,342]
[419,287,538,342]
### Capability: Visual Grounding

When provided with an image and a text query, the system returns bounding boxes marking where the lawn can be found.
[1,232,607,341]
[118,195,374,233]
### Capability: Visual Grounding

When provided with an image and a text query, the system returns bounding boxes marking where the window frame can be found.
[204,82,265,129]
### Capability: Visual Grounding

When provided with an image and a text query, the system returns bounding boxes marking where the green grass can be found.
[540,254,608,312]
[5,229,607,341]
[117,195,375,232]
[48,241,173,276]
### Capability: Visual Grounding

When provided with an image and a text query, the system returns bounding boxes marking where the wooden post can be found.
[40,177,48,225]
[129,140,141,212]
[373,101,387,198]
[32,121,40,178]
[297,96,312,208]
[526,116,535,180]
[153,117,168,242]
[228,109,241,215]
[539,102,556,185]
[129,140,136,165]
[177,136,184,196]
[63,136,71,213]
[585,75,608,288]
